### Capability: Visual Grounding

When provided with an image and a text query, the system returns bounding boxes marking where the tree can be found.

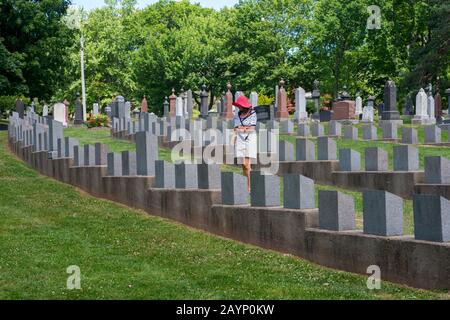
[0,0,75,100]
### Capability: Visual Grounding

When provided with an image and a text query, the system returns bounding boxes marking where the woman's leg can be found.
[242,157,252,192]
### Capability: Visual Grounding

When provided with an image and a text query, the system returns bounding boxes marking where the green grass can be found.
[1,132,449,299]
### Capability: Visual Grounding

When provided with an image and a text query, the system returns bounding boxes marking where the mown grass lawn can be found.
[1,131,449,299]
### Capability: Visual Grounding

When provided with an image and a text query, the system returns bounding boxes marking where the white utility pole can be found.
[80,35,87,121]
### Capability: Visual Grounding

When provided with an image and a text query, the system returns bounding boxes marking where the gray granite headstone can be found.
[136,131,158,176]
[424,156,450,184]
[279,140,295,161]
[393,145,419,172]
[296,138,315,161]
[317,137,337,160]
[122,151,137,176]
[339,148,361,171]
[362,125,377,140]
[311,123,324,137]
[83,145,95,166]
[280,120,294,134]
[297,123,310,137]
[318,190,355,231]
[74,96,83,125]
[283,174,315,209]
[381,80,400,120]
[343,126,358,140]
[64,137,79,158]
[381,122,398,139]
[250,171,280,207]
[365,147,388,171]
[328,121,341,136]
[401,127,418,144]
[221,172,249,205]
[94,143,109,166]
[107,152,122,176]
[424,125,441,144]
[74,145,84,167]
[15,99,25,118]
[197,163,221,190]
[175,163,198,189]
[155,160,176,188]
[413,194,450,242]
[48,120,63,152]
[363,190,403,236]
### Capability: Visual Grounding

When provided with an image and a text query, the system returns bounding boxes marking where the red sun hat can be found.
[232,95,252,109]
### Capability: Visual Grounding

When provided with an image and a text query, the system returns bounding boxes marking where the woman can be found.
[233,95,257,192]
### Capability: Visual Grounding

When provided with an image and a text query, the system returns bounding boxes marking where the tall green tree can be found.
[0,0,74,100]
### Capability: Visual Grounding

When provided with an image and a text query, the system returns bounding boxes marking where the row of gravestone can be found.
[221,171,450,243]
[296,121,450,144]
[338,146,450,182]
[8,115,450,243]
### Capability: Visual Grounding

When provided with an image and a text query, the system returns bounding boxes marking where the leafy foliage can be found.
[1,0,448,114]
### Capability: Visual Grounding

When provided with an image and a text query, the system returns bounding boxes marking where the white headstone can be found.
[235,91,244,102]
[175,96,184,117]
[42,105,49,117]
[93,103,99,116]
[295,87,308,121]
[427,95,435,120]
[125,102,131,119]
[362,106,374,122]
[250,92,258,108]
[415,88,428,119]
[53,103,67,127]
[356,96,363,116]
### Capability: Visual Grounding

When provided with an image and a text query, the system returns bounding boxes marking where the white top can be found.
[233,109,257,128]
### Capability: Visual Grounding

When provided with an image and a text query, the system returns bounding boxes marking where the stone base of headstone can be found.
[412,118,436,125]
[379,119,403,126]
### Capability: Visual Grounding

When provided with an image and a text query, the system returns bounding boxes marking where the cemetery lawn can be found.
[1,132,449,299]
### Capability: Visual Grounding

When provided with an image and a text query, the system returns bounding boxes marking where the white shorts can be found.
[235,131,257,159]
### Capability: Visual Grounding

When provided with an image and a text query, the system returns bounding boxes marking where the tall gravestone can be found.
[74,94,84,125]
[163,97,169,118]
[141,96,148,113]
[15,99,25,119]
[200,84,209,119]
[276,79,289,119]
[186,89,193,118]
[223,83,234,120]
[414,88,428,122]
[169,89,177,118]
[136,131,158,176]
[53,103,67,127]
[295,87,308,122]
[381,80,401,121]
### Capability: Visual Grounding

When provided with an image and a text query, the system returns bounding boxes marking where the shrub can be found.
[85,114,110,128]
[258,94,274,106]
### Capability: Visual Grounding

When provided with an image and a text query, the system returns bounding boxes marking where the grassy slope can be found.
[1,131,449,299]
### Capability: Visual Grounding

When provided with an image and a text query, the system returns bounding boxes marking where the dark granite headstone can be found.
[74,94,83,125]
[381,80,400,120]
[254,105,270,122]
[15,99,25,119]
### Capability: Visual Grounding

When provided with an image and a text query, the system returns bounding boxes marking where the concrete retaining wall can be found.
[333,171,424,199]
[7,136,450,291]
[415,184,450,201]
